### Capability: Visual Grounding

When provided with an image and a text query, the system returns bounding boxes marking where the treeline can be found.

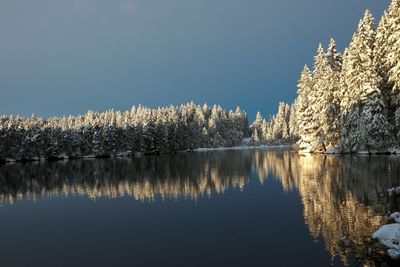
[0,102,249,162]
[255,0,400,153]
[249,102,297,145]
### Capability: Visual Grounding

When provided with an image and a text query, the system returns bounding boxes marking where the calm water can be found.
[0,149,400,267]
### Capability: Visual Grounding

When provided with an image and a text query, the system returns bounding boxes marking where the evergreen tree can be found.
[288,103,298,140]
[326,38,342,71]
[341,10,393,151]
[308,44,329,152]
[296,65,315,152]
[385,0,400,93]
[261,119,269,144]
[323,39,342,150]
[0,102,249,162]
[252,128,260,145]
[382,0,400,141]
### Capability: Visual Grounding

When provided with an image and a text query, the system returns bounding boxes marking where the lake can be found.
[0,148,399,266]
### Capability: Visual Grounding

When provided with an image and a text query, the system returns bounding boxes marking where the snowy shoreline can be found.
[1,145,294,165]
[303,149,400,156]
[6,144,400,165]
[194,144,292,152]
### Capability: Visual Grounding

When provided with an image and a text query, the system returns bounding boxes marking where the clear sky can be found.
[0,0,392,119]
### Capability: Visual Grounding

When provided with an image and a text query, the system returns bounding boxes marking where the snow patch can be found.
[388,249,400,260]
[387,186,400,197]
[373,224,400,260]
[388,148,400,154]
[58,153,69,160]
[390,212,400,223]
[115,151,131,157]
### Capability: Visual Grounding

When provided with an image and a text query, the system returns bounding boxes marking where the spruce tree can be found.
[309,44,329,152]
[288,103,298,140]
[323,39,342,150]
[296,65,315,152]
[341,10,393,151]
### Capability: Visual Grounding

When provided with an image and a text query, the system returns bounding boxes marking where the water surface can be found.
[0,149,399,266]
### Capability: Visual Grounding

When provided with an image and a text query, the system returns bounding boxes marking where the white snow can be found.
[388,249,400,260]
[372,223,400,260]
[194,145,292,152]
[387,186,400,197]
[390,212,400,223]
[387,147,400,154]
[115,151,131,157]
[58,153,69,160]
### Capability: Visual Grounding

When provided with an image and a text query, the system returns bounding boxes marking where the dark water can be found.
[0,149,400,267]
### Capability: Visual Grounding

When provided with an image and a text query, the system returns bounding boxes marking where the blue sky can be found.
[0,0,392,119]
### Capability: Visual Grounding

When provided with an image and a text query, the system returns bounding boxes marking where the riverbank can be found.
[1,144,294,165]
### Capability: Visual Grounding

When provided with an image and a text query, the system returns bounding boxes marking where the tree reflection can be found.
[1,149,400,265]
[254,151,400,266]
[0,151,253,204]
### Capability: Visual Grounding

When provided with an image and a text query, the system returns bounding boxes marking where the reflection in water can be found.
[1,149,400,265]
[257,152,400,266]
[0,152,252,204]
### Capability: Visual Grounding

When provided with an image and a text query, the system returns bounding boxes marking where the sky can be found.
[0,0,392,119]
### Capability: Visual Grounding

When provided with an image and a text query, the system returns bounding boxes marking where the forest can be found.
[0,103,248,162]
[251,0,400,153]
[2,0,400,161]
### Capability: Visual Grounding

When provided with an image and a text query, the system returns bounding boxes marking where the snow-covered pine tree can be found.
[261,119,269,144]
[288,103,298,140]
[250,112,264,145]
[270,102,290,142]
[374,9,392,98]
[309,44,330,152]
[283,103,291,140]
[166,107,176,151]
[267,116,275,141]
[385,0,400,91]
[340,36,365,151]
[208,105,224,147]
[295,65,315,152]
[341,10,393,152]
[383,0,400,142]
[322,39,342,150]
[252,127,260,145]
[235,106,250,139]
[326,38,342,72]
[254,112,263,132]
